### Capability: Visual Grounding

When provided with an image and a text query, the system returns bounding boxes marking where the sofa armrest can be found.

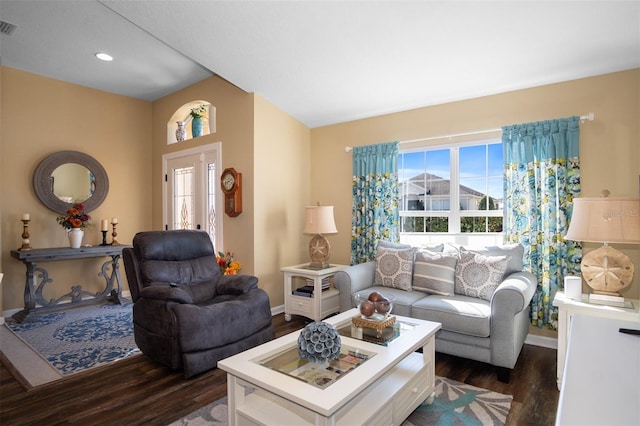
[140,285,194,304]
[490,271,537,317]
[216,274,259,295]
[489,271,537,368]
[334,261,376,312]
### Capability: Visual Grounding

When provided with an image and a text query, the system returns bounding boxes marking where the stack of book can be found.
[588,292,627,307]
[292,277,333,297]
[292,286,315,297]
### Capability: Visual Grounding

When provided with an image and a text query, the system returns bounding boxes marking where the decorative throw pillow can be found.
[377,240,412,250]
[454,250,508,301]
[419,243,445,253]
[413,251,457,296]
[470,244,524,276]
[374,246,415,291]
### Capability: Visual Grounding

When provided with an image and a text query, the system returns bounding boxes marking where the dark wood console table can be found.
[10,245,131,323]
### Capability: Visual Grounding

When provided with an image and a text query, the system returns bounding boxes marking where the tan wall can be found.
[310,69,640,308]
[151,75,256,272]
[2,65,637,322]
[152,84,310,308]
[1,67,152,311]
[253,94,311,306]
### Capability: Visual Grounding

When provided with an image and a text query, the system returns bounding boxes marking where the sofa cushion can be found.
[454,250,508,301]
[377,240,443,253]
[411,295,491,337]
[374,246,415,291]
[419,243,445,253]
[469,244,524,276]
[412,251,457,296]
[377,240,412,250]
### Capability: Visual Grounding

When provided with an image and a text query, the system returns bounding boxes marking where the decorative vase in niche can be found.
[68,228,84,248]
[191,116,203,137]
[175,121,187,142]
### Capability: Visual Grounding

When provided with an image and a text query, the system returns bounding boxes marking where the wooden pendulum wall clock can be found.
[220,168,242,217]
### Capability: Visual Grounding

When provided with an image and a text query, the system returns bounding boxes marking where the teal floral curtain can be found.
[502,117,581,330]
[351,142,400,265]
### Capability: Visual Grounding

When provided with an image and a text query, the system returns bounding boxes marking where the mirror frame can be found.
[33,151,109,214]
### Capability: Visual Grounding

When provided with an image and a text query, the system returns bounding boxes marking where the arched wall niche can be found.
[167,100,216,144]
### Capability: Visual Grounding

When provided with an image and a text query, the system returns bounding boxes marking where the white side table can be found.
[552,291,640,389]
[282,263,347,321]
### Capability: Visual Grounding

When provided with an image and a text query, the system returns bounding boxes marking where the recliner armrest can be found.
[216,274,258,295]
[140,285,194,304]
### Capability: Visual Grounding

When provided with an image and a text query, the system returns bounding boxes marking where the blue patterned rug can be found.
[170,376,512,426]
[4,303,139,376]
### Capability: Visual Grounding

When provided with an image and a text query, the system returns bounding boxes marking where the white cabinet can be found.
[555,315,640,425]
[282,264,346,321]
[552,291,639,389]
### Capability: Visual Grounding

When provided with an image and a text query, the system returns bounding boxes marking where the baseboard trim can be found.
[271,304,285,316]
[525,334,557,350]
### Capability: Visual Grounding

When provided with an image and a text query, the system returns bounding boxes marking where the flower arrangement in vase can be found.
[57,203,90,229]
[190,104,207,137]
[217,251,241,275]
[57,203,90,248]
[190,104,207,119]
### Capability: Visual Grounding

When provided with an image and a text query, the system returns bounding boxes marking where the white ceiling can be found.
[1,1,638,128]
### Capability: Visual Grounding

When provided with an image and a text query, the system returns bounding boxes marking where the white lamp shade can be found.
[565,197,640,244]
[304,206,337,235]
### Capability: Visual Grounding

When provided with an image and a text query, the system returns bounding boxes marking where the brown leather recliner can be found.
[123,230,274,378]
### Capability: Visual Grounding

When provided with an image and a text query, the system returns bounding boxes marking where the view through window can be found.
[398,140,503,236]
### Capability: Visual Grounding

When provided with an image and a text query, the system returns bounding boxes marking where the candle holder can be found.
[19,219,32,251]
[111,223,119,245]
[101,230,109,246]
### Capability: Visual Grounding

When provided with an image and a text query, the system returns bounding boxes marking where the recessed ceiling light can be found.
[95,52,113,62]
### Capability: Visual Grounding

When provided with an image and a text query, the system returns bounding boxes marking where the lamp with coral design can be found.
[565,191,640,305]
[304,205,338,269]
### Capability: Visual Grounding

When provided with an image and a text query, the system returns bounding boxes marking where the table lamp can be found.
[565,191,640,305]
[304,205,338,269]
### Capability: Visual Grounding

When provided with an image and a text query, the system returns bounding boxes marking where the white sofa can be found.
[334,242,536,382]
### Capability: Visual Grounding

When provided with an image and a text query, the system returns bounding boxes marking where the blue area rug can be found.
[4,303,140,376]
[171,376,512,426]
[404,377,513,425]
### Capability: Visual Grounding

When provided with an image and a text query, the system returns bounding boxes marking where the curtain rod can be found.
[344,112,595,152]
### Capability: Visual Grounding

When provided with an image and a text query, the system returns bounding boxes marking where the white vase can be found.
[68,228,84,248]
[175,121,187,142]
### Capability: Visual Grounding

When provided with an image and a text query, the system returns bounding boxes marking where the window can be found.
[398,140,503,235]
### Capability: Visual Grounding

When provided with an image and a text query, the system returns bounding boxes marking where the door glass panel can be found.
[207,161,217,248]
[173,166,194,230]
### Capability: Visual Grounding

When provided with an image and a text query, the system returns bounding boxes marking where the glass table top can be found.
[257,343,375,390]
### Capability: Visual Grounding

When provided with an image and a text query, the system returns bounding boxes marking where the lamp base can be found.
[308,234,331,269]
[582,245,634,295]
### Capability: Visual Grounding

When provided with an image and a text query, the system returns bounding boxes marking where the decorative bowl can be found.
[355,291,395,321]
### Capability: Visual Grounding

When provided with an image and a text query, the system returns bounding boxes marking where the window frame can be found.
[398,138,503,236]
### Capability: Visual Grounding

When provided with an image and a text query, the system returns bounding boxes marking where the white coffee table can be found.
[218,309,441,426]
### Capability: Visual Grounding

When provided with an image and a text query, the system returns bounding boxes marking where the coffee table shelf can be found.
[219,309,441,426]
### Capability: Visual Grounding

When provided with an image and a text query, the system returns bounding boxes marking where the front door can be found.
[163,143,222,249]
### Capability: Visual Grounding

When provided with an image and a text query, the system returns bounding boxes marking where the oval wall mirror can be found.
[33,151,109,214]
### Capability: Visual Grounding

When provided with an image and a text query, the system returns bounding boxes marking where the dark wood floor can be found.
[0,313,559,425]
